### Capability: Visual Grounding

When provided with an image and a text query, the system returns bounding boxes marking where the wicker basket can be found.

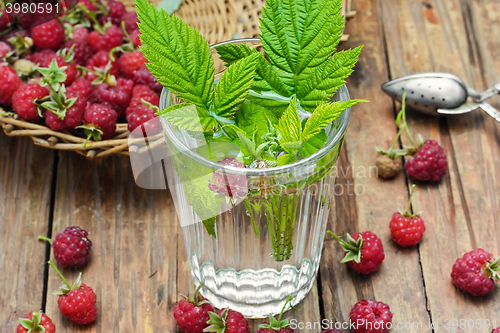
[0,0,356,160]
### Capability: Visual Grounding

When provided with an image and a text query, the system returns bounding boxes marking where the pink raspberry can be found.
[208,157,248,198]
[350,299,393,333]
[405,139,448,182]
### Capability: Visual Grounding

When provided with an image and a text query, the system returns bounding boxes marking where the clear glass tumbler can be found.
[158,39,351,318]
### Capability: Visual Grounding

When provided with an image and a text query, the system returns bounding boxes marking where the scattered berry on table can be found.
[0,65,22,106]
[31,19,65,51]
[375,154,402,179]
[17,311,55,333]
[88,24,124,52]
[39,226,92,267]
[126,84,159,116]
[208,157,248,198]
[119,51,147,78]
[328,230,385,275]
[349,299,393,333]
[81,103,118,142]
[173,284,214,333]
[451,249,500,297]
[12,83,49,121]
[258,295,297,333]
[48,261,98,325]
[133,68,163,94]
[389,184,426,247]
[126,101,160,133]
[405,139,448,182]
[122,11,139,33]
[205,308,249,333]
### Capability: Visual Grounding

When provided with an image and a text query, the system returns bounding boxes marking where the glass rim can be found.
[159,38,351,176]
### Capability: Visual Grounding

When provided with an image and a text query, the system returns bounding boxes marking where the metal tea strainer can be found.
[381,72,500,122]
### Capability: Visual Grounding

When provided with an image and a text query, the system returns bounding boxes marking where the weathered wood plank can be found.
[45,153,183,332]
[381,0,500,331]
[318,0,431,331]
[0,135,54,332]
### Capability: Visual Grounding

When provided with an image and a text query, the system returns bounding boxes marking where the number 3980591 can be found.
[5,2,60,14]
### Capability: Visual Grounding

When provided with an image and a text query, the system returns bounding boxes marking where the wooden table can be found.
[2,0,500,332]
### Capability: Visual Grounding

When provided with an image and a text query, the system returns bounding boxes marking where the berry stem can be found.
[48,260,71,290]
[277,295,294,324]
[406,184,416,214]
[326,231,359,252]
[38,235,53,244]
[399,92,416,147]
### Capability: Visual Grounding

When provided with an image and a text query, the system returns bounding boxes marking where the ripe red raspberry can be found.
[349,299,393,333]
[134,67,163,94]
[78,0,97,12]
[173,285,215,333]
[0,65,22,106]
[451,249,500,297]
[0,41,12,59]
[92,78,134,117]
[389,184,426,247]
[0,10,9,31]
[85,50,119,83]
[88,24,124,52]
[258,295,296,333]
[119,51,147,78]
[31,19,65,50]
[27,50,77,85]
[492,328,500,333]
[12,83,49,121]
[206,308,249,333]
[208,157,248,198]
[72,26,90,43]
[49,261,97,325]
[122,11,139,33]
[126,84,159,116]
[43,91,87,132]
[100,0,126,26]
[405,139,447,182]
[328,230,385,275]
[39,226,92,267]
[64,40,93,65]
[82,103,118,141]
[126,104,160,134]
[68,78,95,100]
[17,311,55,333]
[129,29,142,47]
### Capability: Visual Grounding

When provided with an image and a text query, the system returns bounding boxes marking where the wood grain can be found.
[318,0,431,331]
[0,136,54,332]
[381,0,500,331]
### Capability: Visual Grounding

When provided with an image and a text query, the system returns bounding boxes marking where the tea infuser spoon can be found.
[381,72,500,122]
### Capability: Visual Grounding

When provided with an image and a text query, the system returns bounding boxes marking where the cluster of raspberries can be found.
[0,0,162,142]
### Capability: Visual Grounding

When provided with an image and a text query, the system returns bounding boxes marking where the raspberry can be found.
[119,51,147,78]
[12,83,49,121]
[44,91,87,131]
[92,78,134,117]
[126,104,160,133]
[68,78,95,100]
[405,140,448,182]
[0,41,12,59]
[493,328,500,333]
[78,0,97,12]
[17,311,55,333]
[0,10,9,31]
[206,308,249,333]
[0,65,22,106]
[88,24,124,52]
[129,29,142,47]
[64,40,93,65]
[27,50,76,85]
[39,226,92,267]
[31,19,65,51]
[389,185,425,247]
[376,154,401,179]
[328,230,385,275]
[83,103,118,140]
[122,11,139,33]
[349,299,393,333]
[133,67,163,94]
[451,249,500,297]
[101,0,126,26]
[173,285,215,333]
[126,84,159,116]
[208,157,248,198]
[85,50,119,83]
[72,26,90,43]
[258,296,296,333]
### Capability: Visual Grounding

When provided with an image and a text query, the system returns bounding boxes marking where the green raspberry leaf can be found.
[213,53,259,119]
[277,153,298,165]
[235,102,278,138]
[136,0,214,111]
[160,103,218,133]
[299,130,327,158]
[276,96,302,148]
[302,99,366,141]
